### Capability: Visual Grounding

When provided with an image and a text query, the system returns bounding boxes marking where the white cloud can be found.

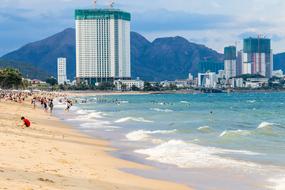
[1,0,285,55]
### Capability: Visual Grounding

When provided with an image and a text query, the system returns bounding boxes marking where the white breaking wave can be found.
[135,140,262,170]
[150,108,174,113]
[219,129,251,137]
[126,129,177,142]
[80,122,120,129]
[197,126,212,133]
[257,122,276,129]
[115,117,153,123]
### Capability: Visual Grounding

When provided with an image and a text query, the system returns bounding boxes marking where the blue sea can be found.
[55,93,285,190]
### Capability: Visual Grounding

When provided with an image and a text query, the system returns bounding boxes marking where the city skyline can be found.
[1,0,285,56]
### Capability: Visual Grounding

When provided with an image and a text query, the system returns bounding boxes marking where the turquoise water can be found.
[57,93,285,190]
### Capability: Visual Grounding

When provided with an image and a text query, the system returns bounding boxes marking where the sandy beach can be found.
[0,99,192,190]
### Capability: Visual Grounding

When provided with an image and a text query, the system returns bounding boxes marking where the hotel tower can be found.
[75,8,131,84]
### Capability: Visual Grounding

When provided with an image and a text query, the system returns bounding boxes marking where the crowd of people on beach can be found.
[0,90,74,128]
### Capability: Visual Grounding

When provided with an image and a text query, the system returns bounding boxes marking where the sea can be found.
[54,92,285,190]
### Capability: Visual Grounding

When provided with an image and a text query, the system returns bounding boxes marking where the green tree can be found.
[0,68,23,89]
[46,77,58,86]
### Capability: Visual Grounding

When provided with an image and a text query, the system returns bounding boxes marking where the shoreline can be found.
[0,100,192,189]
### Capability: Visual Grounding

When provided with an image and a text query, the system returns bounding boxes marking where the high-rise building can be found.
[242,37,273,78]
[75,8,131,84]
[198,72,217,88]
[57,58,67,85]
[198,61,224,74]
[224,46,237,79]
[236,50,243,76]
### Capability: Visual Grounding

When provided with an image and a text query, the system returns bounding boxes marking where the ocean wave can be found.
[197,126,212,133]
[115,117,153,123]
[150,108,174,113]
[135,140,261,169]
[219,129,251,137]
[180,101,190,104]
[126,129,177,141]
[257,122,276,129]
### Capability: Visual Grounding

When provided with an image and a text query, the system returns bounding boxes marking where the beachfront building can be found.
[57,58,67,85]
[75,8,131,84]
[224,46,237,79]
[272,70,284,78]
[114,78,144,91]
[198,72,218,88]
[242,37,273,78]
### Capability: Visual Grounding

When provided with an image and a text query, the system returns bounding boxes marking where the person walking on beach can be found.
[49,99,54,114]
[20,117,31,129]
[31,97,36,109]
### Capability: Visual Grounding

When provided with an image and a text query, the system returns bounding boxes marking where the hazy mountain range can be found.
[1,28,285,81]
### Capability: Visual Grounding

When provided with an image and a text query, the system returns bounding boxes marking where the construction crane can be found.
[93,0,97,9]
[109,0,115,8]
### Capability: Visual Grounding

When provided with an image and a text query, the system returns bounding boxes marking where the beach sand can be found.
[0,100,192,190]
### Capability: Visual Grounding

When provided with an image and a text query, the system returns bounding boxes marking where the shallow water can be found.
[55,93,285,190]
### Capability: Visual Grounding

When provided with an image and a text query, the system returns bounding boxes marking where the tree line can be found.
[0,68,23,89]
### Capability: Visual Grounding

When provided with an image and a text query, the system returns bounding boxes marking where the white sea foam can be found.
[268,176,285,190]
[247,100,256,103]
[135,140,261,170]
[219,129,251,137]
[150,108,174,113]
[180,101,190,104]
[80,122,120,129]
[115,117,153,123]
[126,129,177,141]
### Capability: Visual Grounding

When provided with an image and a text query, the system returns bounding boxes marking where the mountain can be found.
[0,59,49,80]
[2,28,224,81]
[2,28,76,80]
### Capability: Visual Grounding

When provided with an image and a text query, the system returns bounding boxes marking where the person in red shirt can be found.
[21,117,31,128]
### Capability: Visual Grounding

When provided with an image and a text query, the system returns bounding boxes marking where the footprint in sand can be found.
[57,159,71,165]
[38,178,55,184]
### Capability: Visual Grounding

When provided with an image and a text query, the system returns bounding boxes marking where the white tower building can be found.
[57,58,67,85]
[75,8,131,84]
[224,46,237,79]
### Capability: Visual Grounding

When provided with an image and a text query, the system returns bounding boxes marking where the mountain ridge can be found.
[2,28,283,81]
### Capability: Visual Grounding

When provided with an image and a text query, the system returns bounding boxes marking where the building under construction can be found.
[242,37,273,78]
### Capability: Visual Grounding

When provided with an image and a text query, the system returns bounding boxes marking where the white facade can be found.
[272,70,284,78]
[198,72,217,88]
[75,9,131,83]
[242,52,272,77]
[114,79,144,90]
[218,70,225,79]
[57,58,67,85]
[224,60,236,79]
[231,78,244,88]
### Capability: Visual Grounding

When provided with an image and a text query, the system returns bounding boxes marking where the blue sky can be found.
[1,0,285,56]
